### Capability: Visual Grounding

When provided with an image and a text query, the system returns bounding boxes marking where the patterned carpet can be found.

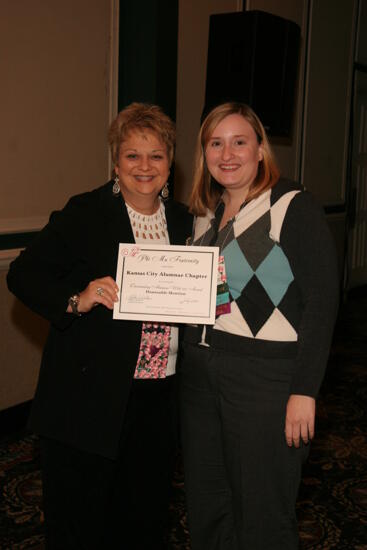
[0,287,366,549]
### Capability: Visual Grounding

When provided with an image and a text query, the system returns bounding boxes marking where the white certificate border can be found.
[116,245,218,324]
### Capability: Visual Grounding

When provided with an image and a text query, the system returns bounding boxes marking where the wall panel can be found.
[175,0,241,203]
[0,0,115,236]
[302,1,357,205]
[0,0,117,410]
[0,255,48,410]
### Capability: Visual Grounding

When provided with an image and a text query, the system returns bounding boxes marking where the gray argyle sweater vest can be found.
[193,181,302,342]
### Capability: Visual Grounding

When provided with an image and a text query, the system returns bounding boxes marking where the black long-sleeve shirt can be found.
[193,178,339,397]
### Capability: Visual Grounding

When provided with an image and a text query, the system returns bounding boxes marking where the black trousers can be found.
[40,376,177,550]
[179,341,309,550]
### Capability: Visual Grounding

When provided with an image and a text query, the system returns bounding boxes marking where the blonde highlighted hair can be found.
[108,102,176,166]
[189,102,280,216]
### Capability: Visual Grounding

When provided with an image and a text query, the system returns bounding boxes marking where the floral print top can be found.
[126,201,177,379]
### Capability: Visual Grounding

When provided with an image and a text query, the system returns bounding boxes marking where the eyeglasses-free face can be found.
[115,131,170,211]
[205,113,263,200]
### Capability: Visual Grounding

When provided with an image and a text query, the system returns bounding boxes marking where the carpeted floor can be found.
[0,287,366,549]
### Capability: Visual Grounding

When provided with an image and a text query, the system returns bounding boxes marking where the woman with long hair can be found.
[180,102,339,549]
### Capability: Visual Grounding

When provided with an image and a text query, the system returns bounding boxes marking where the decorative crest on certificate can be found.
[113,244,219,324]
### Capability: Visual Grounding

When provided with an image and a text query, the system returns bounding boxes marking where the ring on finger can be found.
[96,287,104,296]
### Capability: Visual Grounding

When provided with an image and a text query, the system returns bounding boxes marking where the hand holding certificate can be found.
[113,243,219,324]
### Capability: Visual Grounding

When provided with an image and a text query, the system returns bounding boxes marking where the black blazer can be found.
[7,181,193,458]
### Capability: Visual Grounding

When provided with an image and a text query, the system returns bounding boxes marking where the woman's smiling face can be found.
[205,113,263,197]
[115,131,170,208]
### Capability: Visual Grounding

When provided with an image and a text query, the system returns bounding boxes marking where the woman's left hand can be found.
[284,394,315,448]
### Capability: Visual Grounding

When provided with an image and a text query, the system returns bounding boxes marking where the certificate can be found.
[113,243,219,324]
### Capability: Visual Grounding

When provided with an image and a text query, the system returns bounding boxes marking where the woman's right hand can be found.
[76,276,119,313]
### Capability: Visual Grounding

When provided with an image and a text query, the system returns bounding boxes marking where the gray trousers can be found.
[179,337,309,550]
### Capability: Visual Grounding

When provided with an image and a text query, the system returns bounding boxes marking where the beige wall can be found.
[0,256,48,410]
[0,0,117,411]
[0,0,116,235]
